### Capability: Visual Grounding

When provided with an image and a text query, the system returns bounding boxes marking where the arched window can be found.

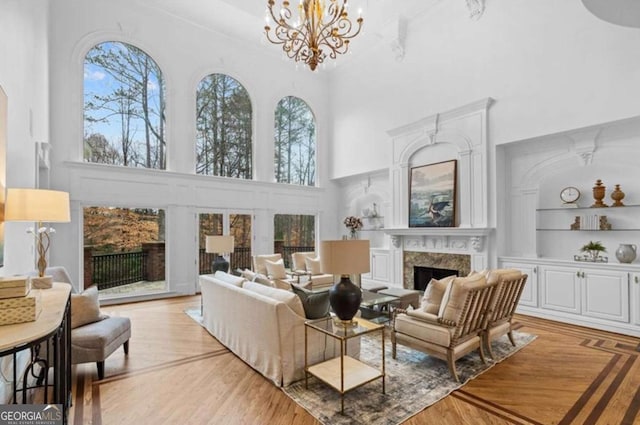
[196,74,252,178]
[274,96,316,186]
[84,42,166,169]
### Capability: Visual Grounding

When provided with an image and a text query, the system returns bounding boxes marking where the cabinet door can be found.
[500,262,538,307]
[540,265,581,314]
[370,251,390,282]
[633,274,640,326]
[582,270,629,323]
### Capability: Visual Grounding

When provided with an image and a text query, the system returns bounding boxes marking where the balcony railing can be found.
[87,244,315,289]
[91,251,147,290]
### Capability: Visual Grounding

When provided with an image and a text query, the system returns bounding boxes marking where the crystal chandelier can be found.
[264,0,364,71]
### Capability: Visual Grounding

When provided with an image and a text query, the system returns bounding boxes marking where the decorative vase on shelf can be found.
[611,184,625,207]
[615,244,637,264]
[349,229,358,239]
[591,179,608,208]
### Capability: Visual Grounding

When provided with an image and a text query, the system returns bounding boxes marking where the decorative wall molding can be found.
[466,0,485,21]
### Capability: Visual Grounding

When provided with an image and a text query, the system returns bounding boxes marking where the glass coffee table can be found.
[359,290,399,324]
[304,317,385,414]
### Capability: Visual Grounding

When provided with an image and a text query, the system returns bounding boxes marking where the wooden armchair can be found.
[482,270,528,358]
[392,274,497,382]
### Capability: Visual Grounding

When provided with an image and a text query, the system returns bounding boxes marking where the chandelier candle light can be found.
[264,0,364,71]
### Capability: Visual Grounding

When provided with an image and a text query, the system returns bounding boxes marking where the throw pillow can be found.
[70,286,103,329]
[420,275,456,314]
[291,284,331,319]
[265,259,287,279]
[441,273,487,324]
[253,274,275,287]
[242,281,305,317]
[305,257,322,275]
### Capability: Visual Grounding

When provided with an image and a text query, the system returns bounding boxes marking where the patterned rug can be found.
[283,330,536,425]
[185,308,536,425]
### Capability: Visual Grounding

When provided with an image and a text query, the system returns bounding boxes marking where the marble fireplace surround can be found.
[403,251,471,289]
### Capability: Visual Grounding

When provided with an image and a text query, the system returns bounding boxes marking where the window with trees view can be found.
[274,214,315,267]
[84,42,166,169]
[274,96,316,186]
[196,74,252,178]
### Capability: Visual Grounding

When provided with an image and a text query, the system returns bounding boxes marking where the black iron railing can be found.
[91,251,147,290]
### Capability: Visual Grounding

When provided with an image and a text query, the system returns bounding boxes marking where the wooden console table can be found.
[0,282,72,422]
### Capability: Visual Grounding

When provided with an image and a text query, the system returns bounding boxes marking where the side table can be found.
[304,317,385,414]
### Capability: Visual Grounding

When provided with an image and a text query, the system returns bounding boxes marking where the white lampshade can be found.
[4,188,70,222]
[205,235,235,254]
[320,239,370,275]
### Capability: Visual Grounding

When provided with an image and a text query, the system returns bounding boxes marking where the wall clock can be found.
[560,186,580,205]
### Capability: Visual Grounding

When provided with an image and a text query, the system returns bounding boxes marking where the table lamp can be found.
[4,188,71,288]
[205,235,235,274]
[320,239,370,324]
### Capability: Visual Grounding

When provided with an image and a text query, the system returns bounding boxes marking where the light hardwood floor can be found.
[70,296,640,425]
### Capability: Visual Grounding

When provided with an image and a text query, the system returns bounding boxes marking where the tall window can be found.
[274,214,315,268]
[274,96,316,186]
[83,207,167,299]
[84,42,166,169]
[196,74,252,178]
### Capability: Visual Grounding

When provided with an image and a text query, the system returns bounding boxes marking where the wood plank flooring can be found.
[70,296,640,425]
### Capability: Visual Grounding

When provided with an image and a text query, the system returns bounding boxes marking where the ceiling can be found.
[136,0,443,66]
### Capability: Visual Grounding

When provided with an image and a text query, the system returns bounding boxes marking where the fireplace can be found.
[414,266,459,291]
[403,251,470,289]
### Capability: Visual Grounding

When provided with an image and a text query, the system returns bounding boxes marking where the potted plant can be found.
[580,241,606,261]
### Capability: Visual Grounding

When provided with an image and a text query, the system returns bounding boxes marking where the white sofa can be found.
[200,271,359,387]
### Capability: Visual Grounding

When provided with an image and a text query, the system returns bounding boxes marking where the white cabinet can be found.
[499,257,640,337]
[540,265,581,314]
[632,273,640,326]
[581,269,629,323]
[370,250,390,283]
[500,261,538,307]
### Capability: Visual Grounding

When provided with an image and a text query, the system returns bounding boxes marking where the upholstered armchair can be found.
[392,274,497,382]
[290,252,334,290]
[483,270,528,358]
[251,254,299,290]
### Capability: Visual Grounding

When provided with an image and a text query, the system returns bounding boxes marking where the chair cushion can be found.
[290,284,331,319]
[71,316,131,364]
[420,275,455,315]
[243,281,305,317]
[291,252,315,272]
[486,269,522,285]
[71,286,104,329]
[254,254,282,275]
[266,259,287,279]
[305,257,322,275]
[395,314,451,347]
[214,271,245,287]
[441,274,487,324]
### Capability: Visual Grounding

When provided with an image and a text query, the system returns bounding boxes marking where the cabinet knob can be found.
[576,271,580,278]
[635,276,639,284]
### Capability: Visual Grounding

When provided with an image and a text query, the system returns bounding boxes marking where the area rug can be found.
[283,330,536,425]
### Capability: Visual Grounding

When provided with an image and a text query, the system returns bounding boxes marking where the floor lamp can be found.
[4,188,71,288]
[205,235,235,274]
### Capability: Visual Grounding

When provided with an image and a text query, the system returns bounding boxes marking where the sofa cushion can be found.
[71,286,104,329]
[441,273,487,324]
[420,275,455,315]
[241,269,274,287]
[305,257,322,275]
[243,281,305,317]
[290,284,331,319]
[265,259,287,279]
[214,271,245,287]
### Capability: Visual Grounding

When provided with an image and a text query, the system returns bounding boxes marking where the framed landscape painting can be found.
[409,160,457,227]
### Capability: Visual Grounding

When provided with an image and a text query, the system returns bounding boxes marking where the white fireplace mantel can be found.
[383,228,492,237]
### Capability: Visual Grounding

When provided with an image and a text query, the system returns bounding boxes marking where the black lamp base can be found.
[211,255,229,274]
[329,275,362,322]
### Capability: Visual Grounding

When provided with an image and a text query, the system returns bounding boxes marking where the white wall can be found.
[46,0,340,292]
[329,0,640,179]
[0,0,50,276]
